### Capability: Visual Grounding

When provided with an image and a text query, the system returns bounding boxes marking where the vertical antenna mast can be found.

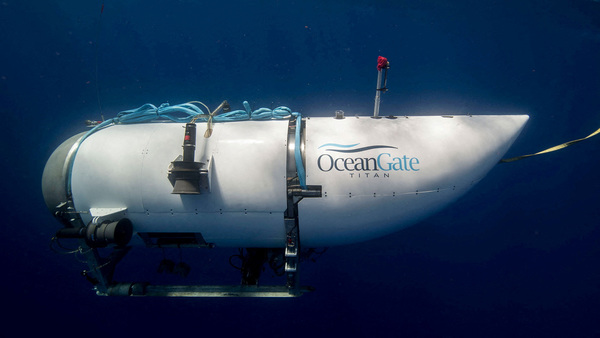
[373,56,390,118]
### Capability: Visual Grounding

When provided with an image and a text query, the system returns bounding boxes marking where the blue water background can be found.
[1,1,600,336]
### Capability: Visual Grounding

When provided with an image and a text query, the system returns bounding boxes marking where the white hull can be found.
[44,114,528,247]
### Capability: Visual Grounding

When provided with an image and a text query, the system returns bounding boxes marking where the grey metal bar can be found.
[374,69,383,118]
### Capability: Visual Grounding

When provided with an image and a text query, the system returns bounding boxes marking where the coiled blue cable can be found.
[66,100,307,195]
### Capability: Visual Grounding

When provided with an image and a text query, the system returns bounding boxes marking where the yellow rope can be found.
[500,126,600,163]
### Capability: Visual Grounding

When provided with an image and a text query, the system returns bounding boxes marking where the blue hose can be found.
[66,100,307,194]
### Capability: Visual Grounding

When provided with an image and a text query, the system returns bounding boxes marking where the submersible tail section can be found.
[43,100,323,296]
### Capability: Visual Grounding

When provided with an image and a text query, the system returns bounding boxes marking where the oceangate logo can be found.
[317,143,420,178]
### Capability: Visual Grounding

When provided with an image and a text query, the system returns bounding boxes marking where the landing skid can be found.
[105,283,313,297]
[78,244,313,297]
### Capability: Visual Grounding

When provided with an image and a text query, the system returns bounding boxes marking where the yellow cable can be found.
[500,126,600,163]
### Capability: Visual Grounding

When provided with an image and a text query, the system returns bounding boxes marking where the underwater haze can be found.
[2,0,600,337]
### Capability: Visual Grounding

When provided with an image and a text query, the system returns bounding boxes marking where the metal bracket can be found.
[89,207,127,225]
